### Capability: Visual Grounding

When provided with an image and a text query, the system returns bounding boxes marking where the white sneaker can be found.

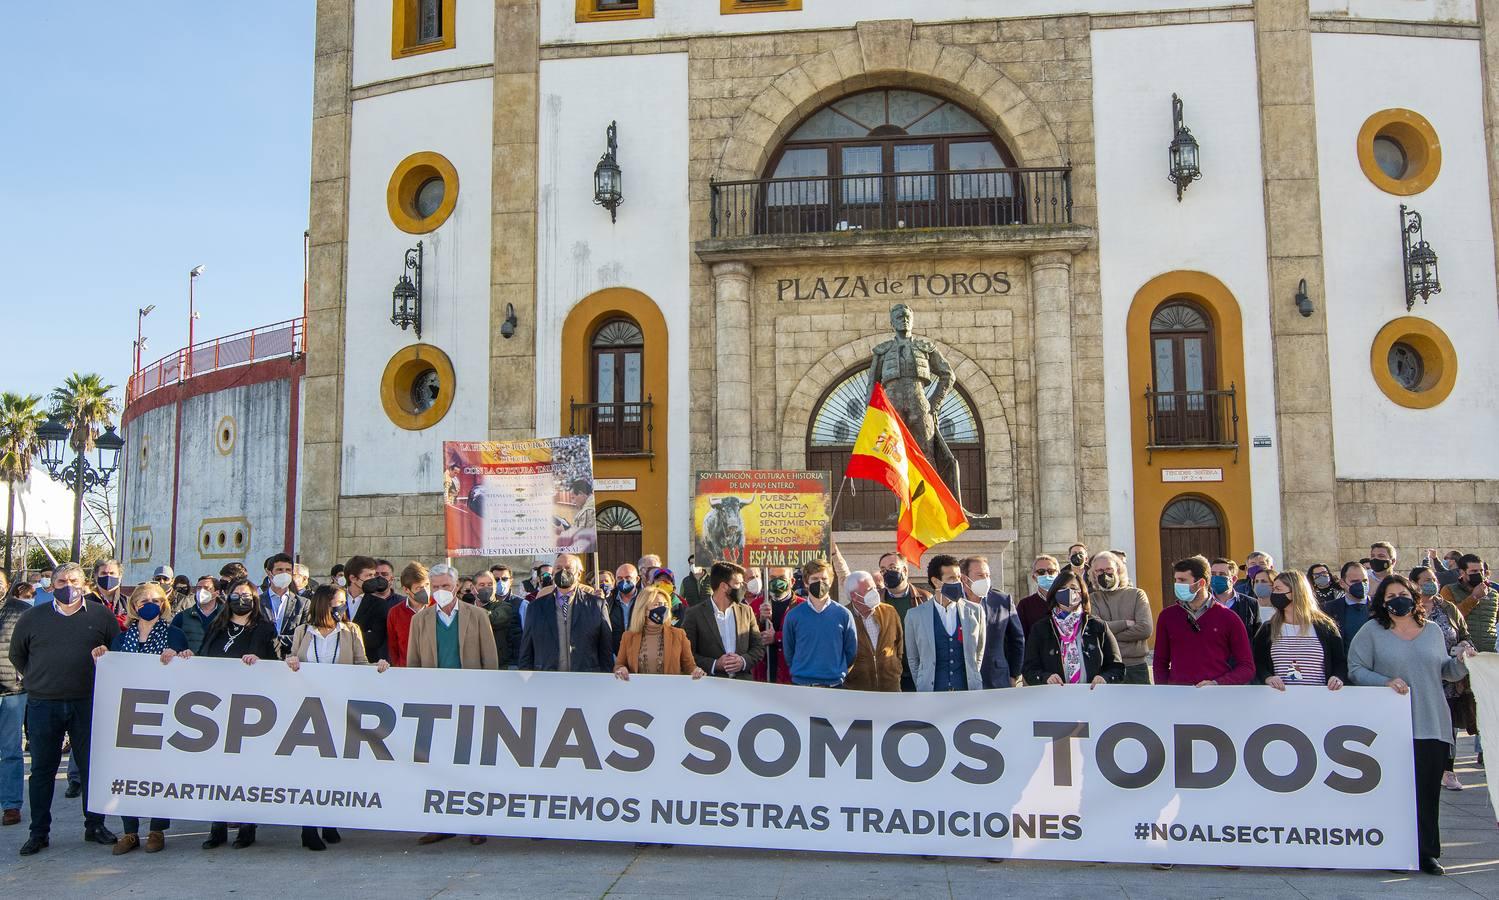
[1442,771,1465,791]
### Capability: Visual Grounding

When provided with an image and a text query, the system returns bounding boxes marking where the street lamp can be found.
[187,265,205,378]
[134,304,156,376]
[391,242,423,338]
[1167,93,1201,202]
[35,417,123,562]
[593,121,623,222]
[1400,204,1441,311]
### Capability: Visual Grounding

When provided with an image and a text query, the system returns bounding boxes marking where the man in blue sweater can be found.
[781,558,857,687]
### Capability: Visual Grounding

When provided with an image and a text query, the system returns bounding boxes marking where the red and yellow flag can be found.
[844,383,969,563]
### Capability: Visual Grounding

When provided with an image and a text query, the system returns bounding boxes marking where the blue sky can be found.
[2,3,314,405]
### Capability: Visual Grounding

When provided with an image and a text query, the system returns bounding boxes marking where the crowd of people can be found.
[0,540,1493,874]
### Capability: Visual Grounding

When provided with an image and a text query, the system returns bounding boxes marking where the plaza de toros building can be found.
[118,0,1499,607]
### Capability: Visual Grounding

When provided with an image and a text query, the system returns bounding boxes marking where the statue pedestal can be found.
[833,527,1020,595]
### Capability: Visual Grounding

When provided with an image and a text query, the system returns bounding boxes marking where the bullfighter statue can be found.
[868,304,964,509]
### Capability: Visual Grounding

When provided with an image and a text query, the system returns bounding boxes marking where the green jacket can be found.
[482,596,516,667]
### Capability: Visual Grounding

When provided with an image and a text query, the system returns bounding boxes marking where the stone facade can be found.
[1336,480,1499,568]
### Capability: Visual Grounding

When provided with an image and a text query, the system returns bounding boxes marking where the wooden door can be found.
[1158,497,1225,604]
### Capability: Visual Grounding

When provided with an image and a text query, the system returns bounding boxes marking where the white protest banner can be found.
[1464,654,1499,824]
[91,654,1415,868]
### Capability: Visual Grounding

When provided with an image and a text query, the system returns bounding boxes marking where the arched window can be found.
[589,317,645,455]
[806,368,985,530]
[1157,496,1225,605]
[1148,300,1224,446]
[596,503,643,576]
[762,88,1023,233]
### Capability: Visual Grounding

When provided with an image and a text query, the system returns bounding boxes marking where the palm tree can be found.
[0,392,48,579]
[49,373,119,563]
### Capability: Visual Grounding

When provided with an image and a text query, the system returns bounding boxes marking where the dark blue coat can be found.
[518,589,615,673]
[979,589,1026,689]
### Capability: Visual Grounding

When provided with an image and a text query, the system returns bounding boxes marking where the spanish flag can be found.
[845,383,969,563]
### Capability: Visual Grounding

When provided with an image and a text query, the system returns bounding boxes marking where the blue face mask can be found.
[1348,581,1367,601]
[940,582,966,602]
[1209,575,1232,595]
[53,585,76,605]
[617,579,634,595]
[97,575,120,592]
[1252,583,1272,599]
[1174,582,1197,603]
[137,601,161,622]
[1036,574,1056,591]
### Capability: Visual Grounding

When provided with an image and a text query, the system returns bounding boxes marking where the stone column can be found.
[1255,0,1338,568]
[711,261,754,470]
[1029,251,1079,553]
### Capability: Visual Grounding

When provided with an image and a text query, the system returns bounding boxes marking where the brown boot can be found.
[144,831,165,853]
[111,833,140,855]
[1,809,20,826]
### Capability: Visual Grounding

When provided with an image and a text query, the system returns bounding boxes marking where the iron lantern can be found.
[1400,204,1441,311]
[593,121,623,222]
[1168,93,1201,202]
[391,242,423,338]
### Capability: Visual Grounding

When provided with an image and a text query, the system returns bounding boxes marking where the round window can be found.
[415,177,446,219]
[410,367,441,413]
[387,152,460,234]
[381,343,457,430]
[1387,341,1425,390]
[1372,136,1407,180]
[1358,110,1440,195]
[1370,317,1456,408]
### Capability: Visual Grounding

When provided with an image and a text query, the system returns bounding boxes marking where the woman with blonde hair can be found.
[1252,569,1346,691]
[89,582,191,854]
[613,584,705,680]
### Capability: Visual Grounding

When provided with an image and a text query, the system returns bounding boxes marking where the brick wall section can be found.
[1336,480,1499,568]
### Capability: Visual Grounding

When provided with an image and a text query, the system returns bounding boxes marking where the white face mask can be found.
[970,577,991,597]
[335,575,348,588]
[746,577,763,595]
[196,588,214,605]
[861,588,882,609]
[432,589,456,608]
[271,572,293,590]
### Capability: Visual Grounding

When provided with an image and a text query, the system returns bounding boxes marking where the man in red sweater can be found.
[386,561,433,667]
[1152,554,1254,686]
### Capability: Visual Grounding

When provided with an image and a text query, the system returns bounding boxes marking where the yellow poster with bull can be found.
[692,471,831,569]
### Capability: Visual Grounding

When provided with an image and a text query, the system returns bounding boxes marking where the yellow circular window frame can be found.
[215,415,237,456]
[1357,109,1441,196]
[1370,316,1456,409]
[381,343,456,430]
[387,151,459,234]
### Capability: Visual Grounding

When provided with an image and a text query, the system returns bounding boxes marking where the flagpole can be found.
[829,474,851,521]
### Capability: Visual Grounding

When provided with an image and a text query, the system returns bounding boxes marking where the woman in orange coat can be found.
[614,584,706,680]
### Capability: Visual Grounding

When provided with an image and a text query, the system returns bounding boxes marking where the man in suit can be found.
[905,554,986,692]
[260,552,297,623]
[518,553,614,672]
[682,561,766,678]
[963,556,1024,689]
[345,555,391,665]
[408,563,498,847]
[843,570,903,692]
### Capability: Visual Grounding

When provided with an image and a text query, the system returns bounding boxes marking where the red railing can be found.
[126,317,305,405]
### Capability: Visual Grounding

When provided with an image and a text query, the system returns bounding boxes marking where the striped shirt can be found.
[1272,624,1326,685]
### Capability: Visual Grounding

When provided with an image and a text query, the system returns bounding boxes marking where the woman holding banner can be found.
[1021,565,1123,688]
[1349,573,1476,876]
[89,583,191,854]
[1252,570,1346,691]
[285,585,390,851]
[613,585,706,680]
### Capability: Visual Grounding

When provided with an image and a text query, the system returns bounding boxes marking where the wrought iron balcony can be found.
[1144,384,1240,461]
[709,166,1072,239]
[569,398,654,459]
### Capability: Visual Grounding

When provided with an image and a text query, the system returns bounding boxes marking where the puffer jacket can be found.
[0,598,30,694]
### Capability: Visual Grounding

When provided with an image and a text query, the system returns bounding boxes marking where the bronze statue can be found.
[868,304,964,507]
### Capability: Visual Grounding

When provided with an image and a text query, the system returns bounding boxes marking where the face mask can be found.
[692,566,705,578]
[1386,595,1416,618]
[432,589,456,607]
[1209,575,1232,595]
[1369,558,1391,573]
[362,576,389,594]
[1313,573,1332,589]
[1348,582,1367,601]
[196,588,214,605]
[807,581,829,599]
[97,575,120,592]
[332,602,347,619]
[554,570,575,590]
[539,573,554,587]
[53,585,76,605]
[1269,592,1292,612]
[1036,574,1056,591]
[1095,573,1117,591]
[1467,573,1487,588]
[1253,583,1272,599]
[460,591,478,604]
[1069,552,1086,568]
[271,572,293,590]
[1247,565,1264,581]
[1420,581,1439,596]
[726,585,747,604]
[137,601,162,621]
[746,578,762,595]
[335,575,348,588]
[882,569,904,590]
[940,582,965,602]
[1174,582,1197,603]
[970,577,991,596]
[477,587,495,602]
[861,589,882,609]
[498,578,511,592]
[229,595,256,615]
[617,579,635,595]
[769,577,789,597]
[647,605,667,625]
[1055,588,1081,610]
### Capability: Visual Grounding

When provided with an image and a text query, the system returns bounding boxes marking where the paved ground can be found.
[1,739,1497,899]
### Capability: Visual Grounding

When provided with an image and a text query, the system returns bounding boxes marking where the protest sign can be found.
[693,470,831,568]
[92,654,1415,868]
[443,437,596,557]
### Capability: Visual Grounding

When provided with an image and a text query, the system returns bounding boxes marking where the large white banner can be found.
[91,655,1416,868]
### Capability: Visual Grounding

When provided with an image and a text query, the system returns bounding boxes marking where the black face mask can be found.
[807,581,829,599]
[539,572,554,587]
[460,591,478,604]
[1348,582,1367,601]
[1467,573,1487,588]
[1269,592,1292,612]
[647,606,667,625]
[1385,596,1416,618]
[1369,558,1391,573]
[229,596,257,616]
[477,587,495,602]
[726,585,747,604]
[881,569,905,590]
[362,576,389,595]
[554,570,575,590]
[1096,573,1118,590]
[1069,552,1086,568]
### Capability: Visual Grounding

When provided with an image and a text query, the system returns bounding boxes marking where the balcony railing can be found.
[569,398,654,459]
[1144,384,1240,461]
[126,317,305,406]
[709,166,1072,239]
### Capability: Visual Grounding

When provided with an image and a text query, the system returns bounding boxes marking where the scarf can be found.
[1182,595,1217,625]
[1052,607,1085,684]
[119,620,171,656]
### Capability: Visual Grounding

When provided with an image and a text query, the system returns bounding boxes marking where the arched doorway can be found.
[806,367,985,530]
[1158,496,1226,604]
[596,502,643,576]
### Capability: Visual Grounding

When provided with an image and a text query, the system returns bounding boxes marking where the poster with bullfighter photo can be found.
[443,437,597,557]
[692,470,831,568]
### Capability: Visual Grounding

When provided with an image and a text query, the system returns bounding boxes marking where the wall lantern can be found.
[1400,204,1440,311]
[391,241,423,338]
[500,302,518,339]
[1167,93,1201,202]
[1294,278,1314,318]
[593,120,623,222]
